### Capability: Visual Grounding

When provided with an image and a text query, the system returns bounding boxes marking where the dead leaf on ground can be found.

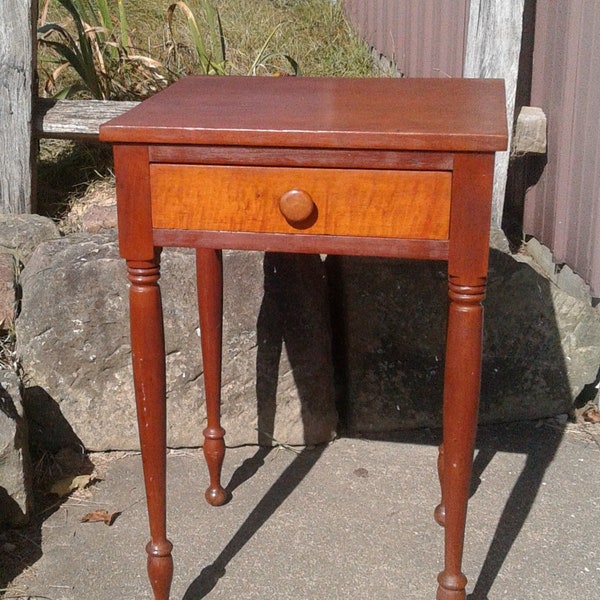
[50,474,97,497]
[574,401,600,424]
[81,509,121,526]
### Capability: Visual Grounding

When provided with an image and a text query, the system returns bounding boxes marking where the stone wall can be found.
[327,231,600,432]
[16,232,337,452]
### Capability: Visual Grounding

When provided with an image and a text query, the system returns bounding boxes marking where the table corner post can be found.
[437,152,495,600]
[113,142,173,599]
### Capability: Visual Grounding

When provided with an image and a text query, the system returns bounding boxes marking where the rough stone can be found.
[555,264,592,303]
[0,214,59,265]
[522,237,556,281]
[326,230,600,433]
[512,106,547,155]
[16,232,336,451]
[80,204,117,233]
[520,237,593,303]
[0,370,32,529]
[0,253,16,325]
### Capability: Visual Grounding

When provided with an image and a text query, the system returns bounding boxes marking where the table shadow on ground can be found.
[326,251,574,599]
[183,252,333,598]
[355,421,565,600]
[181,421,565,600]
[184,249,572,599]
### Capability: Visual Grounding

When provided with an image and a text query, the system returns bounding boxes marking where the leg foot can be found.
[203,425,229,506]
[434,502,446,527]
[437,571,467,600]
[147,540,174,600]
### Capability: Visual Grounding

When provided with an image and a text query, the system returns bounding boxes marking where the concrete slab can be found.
[2,421,599,599]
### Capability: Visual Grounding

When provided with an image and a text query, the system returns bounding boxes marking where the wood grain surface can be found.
[101,76,507,152]
[150,164,451,239]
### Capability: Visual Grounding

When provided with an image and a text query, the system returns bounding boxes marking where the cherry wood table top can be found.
[100,76,507,152]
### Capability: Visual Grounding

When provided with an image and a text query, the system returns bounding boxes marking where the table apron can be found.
[148,145,454,171]
[152,228,449,260]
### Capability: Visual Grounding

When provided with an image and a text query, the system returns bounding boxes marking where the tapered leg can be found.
[436,280,485,600]
[196,248,228,506]
[128,256,173,600]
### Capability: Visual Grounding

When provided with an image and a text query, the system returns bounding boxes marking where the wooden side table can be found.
[100,76,507,600]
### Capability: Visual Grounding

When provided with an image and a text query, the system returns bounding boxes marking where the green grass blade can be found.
[282,54,300,76]
[96,0,113,30]
[203,0,226,65]
[167,2,210,74]
[117,0,132,50]
[248,25,280,75]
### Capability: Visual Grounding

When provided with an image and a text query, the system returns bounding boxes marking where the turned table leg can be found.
[128,256,173,600]
[436,279,485,600]
[196,248,228,506]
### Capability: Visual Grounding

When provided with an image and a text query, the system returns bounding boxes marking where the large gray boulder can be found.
[0,214,59,265]
[0,214,59,328]
[16,232,337,451]
[326,231,600,433]
[0,370,32,529]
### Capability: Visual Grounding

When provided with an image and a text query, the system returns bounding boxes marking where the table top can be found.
[100,76,507,152]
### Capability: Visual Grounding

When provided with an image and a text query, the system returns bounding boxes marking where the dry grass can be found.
[123,0,376,77]
[38,0,375,92]
[36,139,114,222]
[215,0,375,76]
[0,325,18,372]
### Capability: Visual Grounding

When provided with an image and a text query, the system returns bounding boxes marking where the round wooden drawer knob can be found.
[279,189,316,224]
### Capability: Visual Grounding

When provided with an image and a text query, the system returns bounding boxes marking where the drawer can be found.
[150,164,451,239]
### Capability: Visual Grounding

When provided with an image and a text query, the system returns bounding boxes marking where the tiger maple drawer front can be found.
[150,164,452,240]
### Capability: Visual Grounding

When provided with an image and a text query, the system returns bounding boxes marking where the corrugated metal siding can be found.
[524,1,600,295]
[343,0,600,293]
[343,0,468,78]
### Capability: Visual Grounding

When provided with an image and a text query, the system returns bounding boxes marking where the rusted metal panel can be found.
[525,1,600,295]
[343,0,468,78]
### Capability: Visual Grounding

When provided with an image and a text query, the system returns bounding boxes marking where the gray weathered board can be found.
[34,98,140,141]
[1,0,37,213]
[464,0,526,227]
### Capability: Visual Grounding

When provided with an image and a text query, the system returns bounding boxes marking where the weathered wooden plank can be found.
[464,0,525,227]
[34,98,140,141]
[1,0,37,213]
